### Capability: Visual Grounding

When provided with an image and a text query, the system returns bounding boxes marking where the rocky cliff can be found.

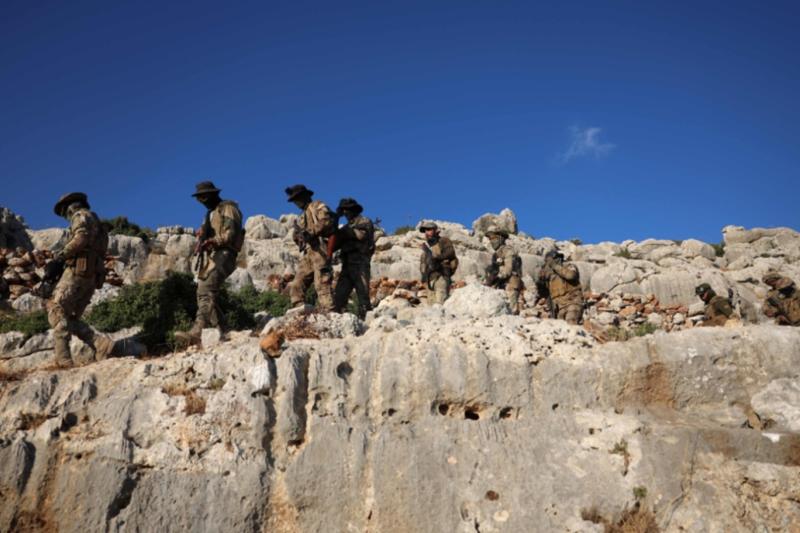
[1,208,799,532]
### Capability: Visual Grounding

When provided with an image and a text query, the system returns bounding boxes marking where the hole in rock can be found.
[485,490,499,501]
[551,403,559,411]
[336,362,353,381]
[61,413,79,432]
[499,407,513,419]
[385,408,397,417]
[464,409,480,421]
[438,403,450,415]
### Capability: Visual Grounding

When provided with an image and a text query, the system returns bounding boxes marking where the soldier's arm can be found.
[61,213,91,258]
[209,207,238,248]
[714,298,734,317]
[552,263,579,281]
[308,203,332,237]
[433,238,456,261]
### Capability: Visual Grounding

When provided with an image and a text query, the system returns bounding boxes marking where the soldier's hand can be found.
[201,239,216,251]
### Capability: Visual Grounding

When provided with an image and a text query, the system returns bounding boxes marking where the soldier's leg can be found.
[506,286,520,315]
[47,272,81,366]
[69,279,99,347]
[564,303,583,325]
[310,250,334,312]
[432,276,450,304]
[333,267,354,313]
[289,255,314,307]
[353,263,372,319]
[196,268,226,331]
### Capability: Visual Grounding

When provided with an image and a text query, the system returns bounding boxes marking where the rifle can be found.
[485,256,499,287]
[536,265,555,319]
[32,257,65,299]
[194,211,211,273]
[292,219,312,253]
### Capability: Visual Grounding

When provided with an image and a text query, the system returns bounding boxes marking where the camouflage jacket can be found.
[420,236,458,279]
[63,207,108,278]
[337,215,375,264]
[295,200,335,253]
[764,288,800,326]
[204,200,244,252]
[488,244,522,289]
[542,262,582,302]
[701,295,734,327]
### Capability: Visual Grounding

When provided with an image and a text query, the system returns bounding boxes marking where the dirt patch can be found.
[617,361,675,409]
[162,384,206,416]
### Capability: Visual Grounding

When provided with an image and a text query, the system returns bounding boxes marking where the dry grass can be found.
[0,368,25,383]
[18,412,49,430]
[581,504,660,533]
[162,383,206,416]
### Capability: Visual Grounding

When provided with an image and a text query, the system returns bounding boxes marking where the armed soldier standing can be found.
[419,221,458,304]
[537,250,583,324]
[762,272,800,326]
[694,283,734,327]
[483,226,522,314]
[176,181,244,346]
[333,198,375,319]
[47,192,112,367]
[286,185,336,312]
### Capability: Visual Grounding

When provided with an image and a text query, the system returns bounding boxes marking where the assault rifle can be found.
[421,244,436,287]
[32,257,66,299]
[194,211,212,273]
[485,257,499,287]
[536,264,555,319]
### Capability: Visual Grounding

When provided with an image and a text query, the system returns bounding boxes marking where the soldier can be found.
[332,198,375,319]
[286,185,336,312]
[175,181,244,346]
[695,283,734,327]
[419,221,458,304]
[47,192,113,367]
[483,226,522,314]
[537,250,583,324]
[762,272,800,326]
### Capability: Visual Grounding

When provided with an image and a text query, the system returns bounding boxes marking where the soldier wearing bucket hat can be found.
[418,221,458,304]
[47,192,114,366]
[762,272,800,326]
[484,226,522,314]
[286,184,337,312]
[332,198,375,318]
[695,283,734,327]
[175,181,244,347]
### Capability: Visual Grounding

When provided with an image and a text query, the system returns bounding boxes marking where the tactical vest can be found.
[68,209,108,284]
[432,237,458,276]
[339,215,375,260]
[301,201,337,238]
[207,200,245,252]
[548,265,581,300]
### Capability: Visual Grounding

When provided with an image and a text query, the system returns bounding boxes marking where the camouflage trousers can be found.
[506,278,522,315]
[426,273,451,305]
[47,268,98,363]
[334,261,371,319]
[193,249,237,334]
[553,295,583,325]
[289,248,334,312]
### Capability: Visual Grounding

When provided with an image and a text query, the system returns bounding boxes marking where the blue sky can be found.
[2,1,798,243]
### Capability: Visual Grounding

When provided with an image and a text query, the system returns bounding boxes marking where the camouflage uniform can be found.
[47,193,111,365]
[177,182,244,344]
[695,283,734,327]
[539,252,583,324]
[419,222,458,304]
[485,228,522,314]
[287,186,335,312]
[762,273,800,326]
[333,198,375,318]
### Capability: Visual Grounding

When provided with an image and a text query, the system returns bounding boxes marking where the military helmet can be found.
[545,249,564,262]
[53,192,89,217]
[695,283,712,296]
[191,180,221,198]
[336,197,363,215]
[485,225,508,238]
[285,184,314,202]
[419,221,439,232]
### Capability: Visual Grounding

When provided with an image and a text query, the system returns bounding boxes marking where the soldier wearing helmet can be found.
[695,283,734,327]
[47,192,113,366]
[332,198,375,319]
[762,272,800,326]
[419,221,458,304]
[537,249,583,324]
[484,226,522,314]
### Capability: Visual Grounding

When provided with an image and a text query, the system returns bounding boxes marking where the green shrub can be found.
[0,310,50,339]
[393,225,415,236]
[87,273,290,352]
[102,216,155,242]
[87,272,197,351]
[613,248,633,259]
[631,322,658,337]
[712,242,725,257]
[569,238,583,246]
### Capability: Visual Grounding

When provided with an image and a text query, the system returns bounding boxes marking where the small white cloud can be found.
[557,126,616,164]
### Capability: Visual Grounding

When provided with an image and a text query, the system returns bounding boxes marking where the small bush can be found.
[633,486,647,501]
[712,242,725,257]
[569,238,583,246]
[0,310,50,339]
[103,216,155,242]
[87,273,289,352]
[393,225,415,236]
[631,322,658,337]
[614,249,633,259]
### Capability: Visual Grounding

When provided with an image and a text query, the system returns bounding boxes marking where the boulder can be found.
[443,283,509,318]
[471,208,518,237]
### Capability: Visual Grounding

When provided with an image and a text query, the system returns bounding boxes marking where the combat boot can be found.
[94,335,115,361]
[174,328,202,348]
[53,336,73,369]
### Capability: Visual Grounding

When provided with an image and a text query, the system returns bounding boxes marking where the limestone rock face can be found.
[2,294,799,532]
[0,208,33,250]
[472,208,518,237]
